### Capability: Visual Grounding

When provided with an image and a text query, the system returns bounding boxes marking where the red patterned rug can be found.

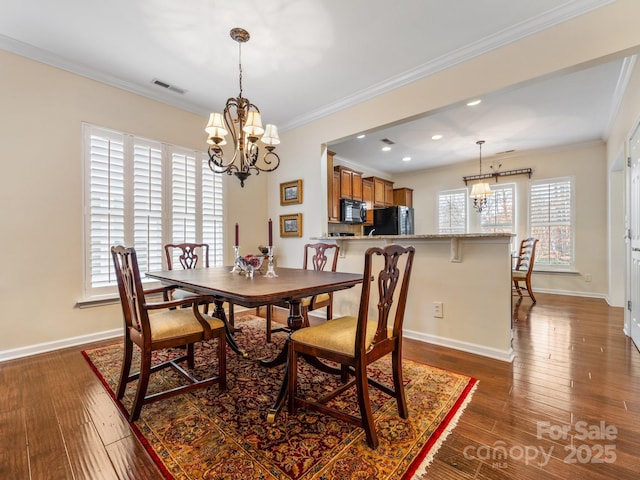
[83,316,477,479]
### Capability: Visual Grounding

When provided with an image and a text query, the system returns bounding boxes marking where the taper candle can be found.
[235,223,239,247]
[268,218,273,246]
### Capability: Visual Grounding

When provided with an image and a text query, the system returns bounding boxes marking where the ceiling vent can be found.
[151,78,186,95]
[381,138,395,145]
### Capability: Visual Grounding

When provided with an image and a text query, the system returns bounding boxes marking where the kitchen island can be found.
[312,233,514,362]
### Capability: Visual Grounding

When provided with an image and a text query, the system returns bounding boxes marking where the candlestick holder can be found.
[230,246,241,273]
[265,246,278,277]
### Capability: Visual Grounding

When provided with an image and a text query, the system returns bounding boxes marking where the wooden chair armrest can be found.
[144,284,183,301]
[144,294,215,311]
[192,304,214,337]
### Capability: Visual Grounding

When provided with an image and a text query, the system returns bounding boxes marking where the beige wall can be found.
[2,0,640,357]
[393,141,608,297]
[0,49,267,356]
[272,0,640,301]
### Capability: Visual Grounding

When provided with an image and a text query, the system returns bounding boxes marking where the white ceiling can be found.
[0,0,631,173]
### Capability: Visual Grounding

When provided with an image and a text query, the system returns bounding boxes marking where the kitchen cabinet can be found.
[362,178,374,225]
[352,171,363,201]
[327,151,340,222]
[364,176,394,207]
[393,187,413,207]
[335,166,363,201]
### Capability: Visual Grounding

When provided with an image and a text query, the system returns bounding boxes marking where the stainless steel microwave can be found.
[340,199,367,224]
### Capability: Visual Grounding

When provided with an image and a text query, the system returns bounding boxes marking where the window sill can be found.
[76,296,121,309]
[533,269,579,275]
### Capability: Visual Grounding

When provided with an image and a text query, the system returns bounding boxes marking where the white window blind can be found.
[438,189,467,233]
[529,178,573,267]
[83,124,224,299]
[133,141,164,274]
[481,183,515,233]
[171,150,198,244]
[86,129,125,291]
[202,158,224,267]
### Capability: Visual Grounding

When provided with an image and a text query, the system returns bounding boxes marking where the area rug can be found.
[83,316,477,479]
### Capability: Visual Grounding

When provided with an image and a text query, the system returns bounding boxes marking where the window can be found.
[83,124,224,299]
[529,177,573,267]
[481,183,515,233]
[438,189,467,233]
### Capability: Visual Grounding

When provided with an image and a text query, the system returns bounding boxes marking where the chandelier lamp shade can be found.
[469,140,493,212]
[205,28,280,187]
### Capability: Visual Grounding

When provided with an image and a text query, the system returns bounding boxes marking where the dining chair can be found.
[287,244,415,449]
[265,242,340,342]
[111,245,226,421]
[164,242,234,324]
[512,237,539,303]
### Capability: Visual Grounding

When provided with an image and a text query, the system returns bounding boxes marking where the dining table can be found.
[146,266,363,421]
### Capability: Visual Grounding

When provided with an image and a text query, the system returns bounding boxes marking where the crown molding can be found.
[0,0,615,130]
[0,34,209,117]
[280,0,616,131]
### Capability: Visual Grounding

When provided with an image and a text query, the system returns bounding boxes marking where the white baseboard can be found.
[0,329,122,363]
[534,288,607,300]
[403,329,515,363]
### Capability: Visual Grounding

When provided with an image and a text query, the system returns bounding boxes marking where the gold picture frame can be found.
[280,179,303,206]
[280,213,303,237]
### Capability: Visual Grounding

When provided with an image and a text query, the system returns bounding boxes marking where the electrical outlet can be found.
[585,273,592,282]
[433,301,443,318]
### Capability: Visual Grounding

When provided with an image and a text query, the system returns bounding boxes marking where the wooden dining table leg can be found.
[259,298,303,368]
[264,298,304,422]
[212,298,248,358]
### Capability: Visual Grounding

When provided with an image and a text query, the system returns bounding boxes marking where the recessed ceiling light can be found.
[382,146,392,152]
[467,99,482,106]
[402,156,412,162]
[432,134,443,140]
[357,134,366,139]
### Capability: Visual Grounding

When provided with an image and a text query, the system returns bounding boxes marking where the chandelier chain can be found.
[238,41,243,97]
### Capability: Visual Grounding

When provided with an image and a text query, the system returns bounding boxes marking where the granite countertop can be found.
[315,233,514,240]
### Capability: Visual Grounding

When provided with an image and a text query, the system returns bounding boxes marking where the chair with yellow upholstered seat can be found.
[265,242,339,342]
[512,237,538,303]
[111,245,226,421]
[287,244,415,449]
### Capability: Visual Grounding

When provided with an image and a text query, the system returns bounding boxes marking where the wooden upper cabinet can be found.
[339,168,352,199]
[335,165,363,201]
[331,170,340,221]
[393,187,413,207]
[362,179,374,225]
[365,176,394,207]
[384,181,394,206]
[327,151,340,222]
[351,171,363,201]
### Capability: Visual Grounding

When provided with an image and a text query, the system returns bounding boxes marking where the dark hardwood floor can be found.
[1,293,639,479]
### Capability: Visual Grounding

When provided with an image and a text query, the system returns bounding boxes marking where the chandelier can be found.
[469,140,493,212]
[205,28,280,187]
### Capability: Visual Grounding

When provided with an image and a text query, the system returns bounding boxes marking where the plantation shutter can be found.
[83,124,225,301]
[438,189,467,233]
[171,151,198,244]
[201,154,224,266]
[87,129,125,292]
[529,178,573,266]
[481,184,514,233]
[133,141,164,274]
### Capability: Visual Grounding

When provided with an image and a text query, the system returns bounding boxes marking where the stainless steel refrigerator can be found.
[370,206,414,235]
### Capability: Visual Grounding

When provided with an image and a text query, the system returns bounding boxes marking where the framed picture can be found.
[280,179,303,206]
[280,213,303,237]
